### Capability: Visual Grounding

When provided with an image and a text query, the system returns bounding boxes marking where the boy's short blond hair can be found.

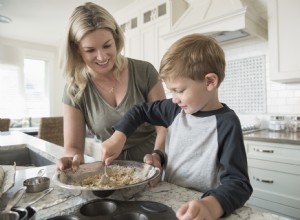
[159,34,225,87]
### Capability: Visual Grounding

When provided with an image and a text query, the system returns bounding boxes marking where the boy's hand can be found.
[143,153,162,187]
[101,131,127,165]
[176,196,223,220]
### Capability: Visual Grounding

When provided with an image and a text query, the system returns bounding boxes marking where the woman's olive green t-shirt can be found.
[62,58,159,162]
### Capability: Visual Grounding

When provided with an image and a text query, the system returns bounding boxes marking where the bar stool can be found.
[38,116,64,146]
[0,118,10,131]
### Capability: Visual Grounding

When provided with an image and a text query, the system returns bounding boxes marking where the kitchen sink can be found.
[0,145,54,167]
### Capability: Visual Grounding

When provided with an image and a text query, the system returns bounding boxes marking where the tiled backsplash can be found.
[219,55,266,114]
[223,39,300,128]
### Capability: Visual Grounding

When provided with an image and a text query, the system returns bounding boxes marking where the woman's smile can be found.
[96,59,109,66]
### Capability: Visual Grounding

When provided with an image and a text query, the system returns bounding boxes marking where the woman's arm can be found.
[57,104,86,170]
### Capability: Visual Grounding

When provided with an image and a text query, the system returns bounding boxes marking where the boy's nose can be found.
[172,96,180,104]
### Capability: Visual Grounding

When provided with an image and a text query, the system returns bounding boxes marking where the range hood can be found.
[164,0,267,44]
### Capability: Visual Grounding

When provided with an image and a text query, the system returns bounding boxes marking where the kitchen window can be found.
[0,58,49,119]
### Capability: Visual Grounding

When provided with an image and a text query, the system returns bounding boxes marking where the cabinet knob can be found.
[253,176,274,184]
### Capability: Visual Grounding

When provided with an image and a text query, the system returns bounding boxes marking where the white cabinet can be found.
[140,9,170,69]
[244,140,300,219]
[118,13,141,60]
[114,0,187,70]
[268,0,300,82]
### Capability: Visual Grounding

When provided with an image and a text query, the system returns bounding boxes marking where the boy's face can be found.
[164,76,218,114]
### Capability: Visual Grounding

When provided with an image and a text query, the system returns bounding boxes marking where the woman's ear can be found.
[205,73,219,91]
[76,46,81,55]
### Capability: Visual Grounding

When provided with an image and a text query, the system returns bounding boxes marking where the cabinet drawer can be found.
[245,141,300,163]
[248,164,300,209]
[247,196,300,220]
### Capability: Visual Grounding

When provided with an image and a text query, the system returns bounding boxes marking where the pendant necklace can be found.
[94,77,117,94]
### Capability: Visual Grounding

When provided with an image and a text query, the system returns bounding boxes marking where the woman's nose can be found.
[97,50,106,61]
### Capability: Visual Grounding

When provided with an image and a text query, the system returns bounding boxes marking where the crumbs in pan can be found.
[72,165,142,188]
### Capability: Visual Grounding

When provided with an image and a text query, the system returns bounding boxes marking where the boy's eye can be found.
[175,89,184,93]
[171,89,183,94]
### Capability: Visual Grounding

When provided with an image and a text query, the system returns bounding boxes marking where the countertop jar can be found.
[288,116,300,132]
[268,116,286,131]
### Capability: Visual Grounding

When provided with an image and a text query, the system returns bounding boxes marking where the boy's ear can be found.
[205,73,219,91]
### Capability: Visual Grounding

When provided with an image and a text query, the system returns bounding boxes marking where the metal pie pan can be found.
[53,160,160,191]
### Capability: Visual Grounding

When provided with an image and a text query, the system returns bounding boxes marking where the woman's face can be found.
[77,29,117,76]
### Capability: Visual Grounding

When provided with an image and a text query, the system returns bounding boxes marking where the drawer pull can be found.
[253,176,274,184]
[253,148,274,153]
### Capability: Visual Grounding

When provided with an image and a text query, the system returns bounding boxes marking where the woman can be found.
[57,2,166,170]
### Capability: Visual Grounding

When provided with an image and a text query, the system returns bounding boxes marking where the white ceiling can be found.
[0,0,136,47]
[0,0,267,48]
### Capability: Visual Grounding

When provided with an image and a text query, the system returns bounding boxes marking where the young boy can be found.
[101,34,252,219]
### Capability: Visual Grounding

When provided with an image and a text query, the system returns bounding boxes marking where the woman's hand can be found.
[176,196,223,220]
[101,131,127,165]
[56,154,84,171]
[143,153,162,187]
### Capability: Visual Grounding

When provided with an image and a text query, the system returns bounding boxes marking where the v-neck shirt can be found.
[63,58,159,151]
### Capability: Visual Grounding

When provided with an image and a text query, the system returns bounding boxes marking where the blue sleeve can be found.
[202,111,253,216]
[113,99,180,137]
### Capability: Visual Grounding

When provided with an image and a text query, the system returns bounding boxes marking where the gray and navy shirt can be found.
[113,98,252,216]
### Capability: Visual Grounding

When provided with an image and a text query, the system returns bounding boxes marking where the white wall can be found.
[2,27,300,126]
[0,37,64,117]
[223,38,300,128]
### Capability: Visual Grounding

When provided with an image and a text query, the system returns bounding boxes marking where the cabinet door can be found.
[140,24,156,67]
[124,29,140,60]
[269,0,300,82]
[140,19,170,70]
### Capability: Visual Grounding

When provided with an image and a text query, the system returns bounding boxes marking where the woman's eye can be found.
[103,44,111,49]
[85,49,95,53]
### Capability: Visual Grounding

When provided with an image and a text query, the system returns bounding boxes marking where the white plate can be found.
[52,160,160,191]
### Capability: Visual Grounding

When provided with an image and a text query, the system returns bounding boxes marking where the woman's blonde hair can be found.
[159,34,225,87]
[60,2,127,104]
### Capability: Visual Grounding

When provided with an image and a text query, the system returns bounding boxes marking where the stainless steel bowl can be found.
[53,160,160,191]
[23,176,50,193]
[92,189,115,198]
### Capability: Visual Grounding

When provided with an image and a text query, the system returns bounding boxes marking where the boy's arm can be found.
[102,99,178,165]
[202,115,253,216]
[101,131,126,165]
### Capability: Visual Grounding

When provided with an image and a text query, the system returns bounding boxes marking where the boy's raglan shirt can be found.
[113,98,253,216]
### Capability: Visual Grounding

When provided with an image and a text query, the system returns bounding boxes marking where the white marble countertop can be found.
[0,131,292,220]
[0,131,95,164]
[9,126,39,133]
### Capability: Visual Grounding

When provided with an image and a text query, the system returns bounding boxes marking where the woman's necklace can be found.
[93,77,117,94]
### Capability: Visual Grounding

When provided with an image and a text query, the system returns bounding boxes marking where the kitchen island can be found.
[0,131,292,219]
